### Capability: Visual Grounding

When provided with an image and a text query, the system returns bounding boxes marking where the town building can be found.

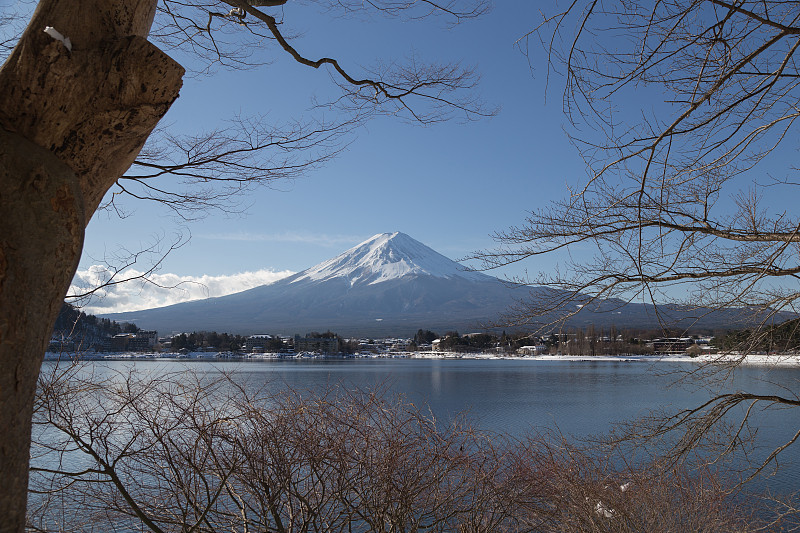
[109,330,159,352]
[245,334,273,352]
[649,337,695,354]
[517,345,549,356]
[138,330,158,348]
[294,334,339,354]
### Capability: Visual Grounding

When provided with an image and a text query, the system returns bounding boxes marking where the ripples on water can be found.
[40,357,800,494]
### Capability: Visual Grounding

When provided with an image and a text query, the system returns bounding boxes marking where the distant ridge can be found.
[102,232,769,336]
[102,232,524,335]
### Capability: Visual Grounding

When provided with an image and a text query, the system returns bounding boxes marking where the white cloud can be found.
[68,266,294,315]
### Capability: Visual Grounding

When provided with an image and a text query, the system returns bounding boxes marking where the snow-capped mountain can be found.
[292,232,489,286]
[104,232,523,336]
[102,232,764,336]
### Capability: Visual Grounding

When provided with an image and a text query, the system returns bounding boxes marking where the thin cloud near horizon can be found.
[197,231,368,247]
[67,266,295,315]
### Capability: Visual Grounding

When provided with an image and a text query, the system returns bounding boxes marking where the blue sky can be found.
[69,2,590,311]
[2,1,795,314]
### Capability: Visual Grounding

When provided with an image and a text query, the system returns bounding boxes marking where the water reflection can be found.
[40,357,800,493]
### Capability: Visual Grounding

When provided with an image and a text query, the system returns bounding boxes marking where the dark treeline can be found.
[409,327,664,355]
[55,303,750,356]
[305,331,359,354]
[171,331,250,352]
[437,331,498,352]
[170,330,360,354]
[718,317,800,352]
[53,303,140,338]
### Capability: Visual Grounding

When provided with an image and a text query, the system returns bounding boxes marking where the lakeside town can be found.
[48,325,800,364]
[47,304,800,363]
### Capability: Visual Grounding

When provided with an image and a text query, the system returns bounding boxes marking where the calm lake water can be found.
[40,357,800,494]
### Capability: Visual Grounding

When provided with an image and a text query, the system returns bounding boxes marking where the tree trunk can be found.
[0,130,85,531]
[0,1,184,531]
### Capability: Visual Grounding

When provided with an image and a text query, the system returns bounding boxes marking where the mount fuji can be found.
[102,232,762,337]
[103,232,527,336]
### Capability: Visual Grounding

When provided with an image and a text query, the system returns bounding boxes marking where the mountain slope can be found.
[102,232,767,336]
[291,232,490,286]
[103,233,524,336]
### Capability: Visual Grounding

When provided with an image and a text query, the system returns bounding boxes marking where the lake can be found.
[40,356,800,495]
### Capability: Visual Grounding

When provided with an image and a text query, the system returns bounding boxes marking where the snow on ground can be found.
[413,351,800,365]
[693,352,800,366]
[44,350,800,366]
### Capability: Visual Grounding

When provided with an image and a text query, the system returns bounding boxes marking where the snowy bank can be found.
[43,350,800,366]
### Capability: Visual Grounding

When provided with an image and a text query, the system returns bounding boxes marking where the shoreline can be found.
[43,351,800,366]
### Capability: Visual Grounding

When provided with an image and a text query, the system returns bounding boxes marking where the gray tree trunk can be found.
[0,1,184,530]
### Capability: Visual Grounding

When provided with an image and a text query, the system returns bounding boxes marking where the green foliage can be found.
[302,331,358,354]
[53,303,138,339]
[717,318,800,352]
[438,331,498,352]
[339,338,359,355]
[413,329,438,345]
[306,330,338,339]
[170,331,248,352]
[261,335,286,352]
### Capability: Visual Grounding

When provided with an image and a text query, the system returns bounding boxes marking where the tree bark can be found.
[0,130,84,531]
[0,0,184,220]
[0,1,184,530]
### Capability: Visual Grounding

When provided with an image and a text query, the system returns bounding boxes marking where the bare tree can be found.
[476,0,800,324]
[29,364,754,532]
[472,0,800,484]
[0,1,492,529]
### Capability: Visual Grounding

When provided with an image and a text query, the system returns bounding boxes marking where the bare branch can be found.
[480,1,800,330]
[477,1,800,489]
[30,365,755,532]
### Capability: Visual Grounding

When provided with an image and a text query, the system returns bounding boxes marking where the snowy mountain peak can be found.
[291,232,492,286]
